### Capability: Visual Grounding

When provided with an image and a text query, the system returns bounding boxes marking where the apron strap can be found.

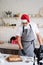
[23,26,24,32]
[31,39,35,49]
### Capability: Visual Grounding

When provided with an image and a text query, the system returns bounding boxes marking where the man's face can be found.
[22,22,28,26]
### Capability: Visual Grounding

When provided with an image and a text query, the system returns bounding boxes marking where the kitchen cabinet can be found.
[0,43,19,54]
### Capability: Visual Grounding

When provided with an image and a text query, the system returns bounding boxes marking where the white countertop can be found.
[0,43,19,50]
[0,53,37,65]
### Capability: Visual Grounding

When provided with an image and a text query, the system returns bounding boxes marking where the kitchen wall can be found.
[0,18,43,43]
[0,0,43,43]
[0,0,43,17]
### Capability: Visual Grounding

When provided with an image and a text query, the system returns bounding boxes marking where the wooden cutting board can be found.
[6,55,22,62]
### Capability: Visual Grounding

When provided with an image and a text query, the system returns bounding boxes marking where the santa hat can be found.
[21,14,30,23]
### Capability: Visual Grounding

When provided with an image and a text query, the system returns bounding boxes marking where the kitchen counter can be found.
[0,53,37,65]
[0,43,19,50]
[0,43,19,54]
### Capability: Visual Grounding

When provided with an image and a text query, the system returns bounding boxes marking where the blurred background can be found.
[0,0,43,46]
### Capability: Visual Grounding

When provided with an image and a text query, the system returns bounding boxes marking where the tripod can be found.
[31,40,35,65]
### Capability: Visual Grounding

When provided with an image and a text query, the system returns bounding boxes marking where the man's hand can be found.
[40,45,43,51]
[21,49,26,55]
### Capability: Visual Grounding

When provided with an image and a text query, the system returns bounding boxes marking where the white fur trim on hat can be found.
[22,20,27,23]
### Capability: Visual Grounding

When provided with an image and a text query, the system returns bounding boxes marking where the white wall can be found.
[0,18,43,42]
[0,0,43,17]
[0,0,43,42]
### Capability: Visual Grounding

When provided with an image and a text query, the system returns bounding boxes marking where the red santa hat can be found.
[21,14,30,23]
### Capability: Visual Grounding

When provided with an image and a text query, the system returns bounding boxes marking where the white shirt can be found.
[16,21,39,39]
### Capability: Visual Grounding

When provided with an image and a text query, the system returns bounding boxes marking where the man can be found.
[16,14,43,57]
